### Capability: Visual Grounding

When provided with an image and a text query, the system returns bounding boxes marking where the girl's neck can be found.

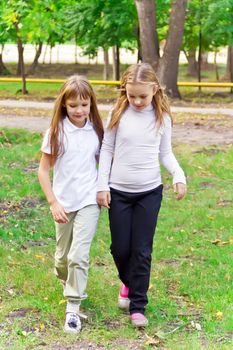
[67,116,87,128]
[129,103,153,113]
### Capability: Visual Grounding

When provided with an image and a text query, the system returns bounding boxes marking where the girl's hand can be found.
[173,182,186,200]
[50,201,69,223]
[97,191,111,208]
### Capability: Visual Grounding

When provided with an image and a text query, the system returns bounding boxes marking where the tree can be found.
[157,0,188,98]
[182,0,200,76]
[1,0,68,92]
[135,0,188,98]
[0,1,11,75]
[202,0,233,87]
[134,0,159,71]
[65,0,138,80]
[2,0,31,93]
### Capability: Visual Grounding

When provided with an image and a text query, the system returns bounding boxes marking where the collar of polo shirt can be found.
[64,116,93,132]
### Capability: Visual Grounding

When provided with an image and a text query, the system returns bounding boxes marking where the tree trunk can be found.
[112,46,120,80]
[14,22,27,94]
[134,0,160,71]
[49,45,53,64]
[229,46,233,93]
[17,39,27,94]
[17,48,22,76]
[75,33,78,64]
[157,0,188,98]
[186,49,198,76]
[27,42,43,75]
[116,45,120,80]
[136,26,143,62]
[112,47,116,80]
[103,49,110,80]
[43,44,48,64]
[223,46,233,81]
[201,51,209,69]
[0,45,10,75]
[214,50,219,81]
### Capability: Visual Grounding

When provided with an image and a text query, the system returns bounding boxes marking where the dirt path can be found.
[1,113,233,146]
[1,99,233,146]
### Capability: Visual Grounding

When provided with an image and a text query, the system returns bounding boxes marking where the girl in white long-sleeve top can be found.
[97,63,186,328]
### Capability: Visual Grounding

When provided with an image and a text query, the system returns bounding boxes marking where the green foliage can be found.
[203,0,233,47]
[156,0,171,41]
[62,0,138,56]
[1,0,68,46]
[183,0,233,53]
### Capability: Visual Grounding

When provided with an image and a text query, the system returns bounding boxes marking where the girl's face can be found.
[126,83,156,111]
[65,95,91,128]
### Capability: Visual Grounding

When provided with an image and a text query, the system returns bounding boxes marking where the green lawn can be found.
[0,128,233,349]
[0,62,232,105]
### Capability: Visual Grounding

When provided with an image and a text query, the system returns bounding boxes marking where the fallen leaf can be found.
[217,199,232,207]
[215,311,223,320]
[7,289,15,295]
[211,239,228,246]
[225,273,230,282]
[39,323,45,331]
[35,254,45,262]
[145,336,160,345]
[191,320,202,331]
[59,299,67,305]
[21,331,28,337]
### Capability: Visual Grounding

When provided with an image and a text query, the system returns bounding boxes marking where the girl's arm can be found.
[38,153,68,223]
[97,115,117,207]
[159,115,186,200]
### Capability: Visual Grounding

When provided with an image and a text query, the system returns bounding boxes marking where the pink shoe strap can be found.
[120,284,129,298]
[131,313,146,321]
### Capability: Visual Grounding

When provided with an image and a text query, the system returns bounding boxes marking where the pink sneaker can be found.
[130,313,148,327]
[118,284,130,310]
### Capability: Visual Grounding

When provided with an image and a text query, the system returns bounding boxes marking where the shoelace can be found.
[68,313,80,329]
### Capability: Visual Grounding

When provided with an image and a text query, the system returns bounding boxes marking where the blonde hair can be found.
[109,63,171,129]
[49,75,103,163]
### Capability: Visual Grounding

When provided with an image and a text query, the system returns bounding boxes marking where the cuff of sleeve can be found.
[97,184,110,192]
[172,174,186,185]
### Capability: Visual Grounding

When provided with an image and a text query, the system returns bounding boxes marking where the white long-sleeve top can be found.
[97,103,186,193]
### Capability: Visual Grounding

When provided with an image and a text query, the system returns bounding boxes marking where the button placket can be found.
[76,131,84,152]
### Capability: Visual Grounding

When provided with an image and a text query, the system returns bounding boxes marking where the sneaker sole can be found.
[63,326,81,334]
[131,319,148,327]
[118,296,130,310]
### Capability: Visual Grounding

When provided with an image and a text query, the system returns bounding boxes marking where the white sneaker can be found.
[64,312,81,334]
[118,284,130,310]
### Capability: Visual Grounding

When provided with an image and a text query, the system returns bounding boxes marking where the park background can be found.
[0,1,233,350]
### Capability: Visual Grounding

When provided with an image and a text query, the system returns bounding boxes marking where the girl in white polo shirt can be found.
[97,63,186,328]
[38,75,103,334]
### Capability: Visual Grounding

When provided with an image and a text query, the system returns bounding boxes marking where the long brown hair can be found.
[109,63,171,129]
[49,75,103,163]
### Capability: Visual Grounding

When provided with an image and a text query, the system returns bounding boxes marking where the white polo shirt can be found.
[41,117,100,212]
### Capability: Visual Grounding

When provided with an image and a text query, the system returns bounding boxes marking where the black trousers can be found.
[109,185,163,314]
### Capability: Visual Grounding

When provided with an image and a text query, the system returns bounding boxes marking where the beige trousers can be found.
[54,204,100,303]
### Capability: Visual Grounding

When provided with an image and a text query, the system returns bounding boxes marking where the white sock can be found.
[66,301,80,314]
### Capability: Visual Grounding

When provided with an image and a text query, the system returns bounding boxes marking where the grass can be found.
[0,63,233,106]
[0,127,233,349]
